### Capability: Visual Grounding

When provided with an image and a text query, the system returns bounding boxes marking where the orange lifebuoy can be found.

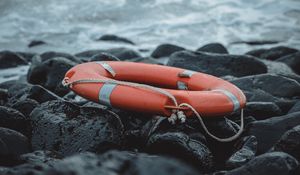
[63,61,246,118]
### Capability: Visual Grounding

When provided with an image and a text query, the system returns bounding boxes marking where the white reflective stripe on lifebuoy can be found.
[177,81,188,90]
[98,83,117,106]
[178,70,196,78]
[212,89,240,111]
[96,62,116,77]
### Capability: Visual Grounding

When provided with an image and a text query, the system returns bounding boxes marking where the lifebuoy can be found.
[63,61,246,118]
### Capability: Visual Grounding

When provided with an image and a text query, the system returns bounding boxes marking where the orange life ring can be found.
[63,61,246,117]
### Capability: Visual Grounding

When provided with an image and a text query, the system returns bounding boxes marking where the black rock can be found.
[105,47,141,60]
[231,74,300,98]
[225,152,299,175]
[244,102,282,120]
[40,51,80,63]
[277,51,300,74]
[16,52,37,62]
[0,88,8,106]
[0,127,30,166]
[245,112,300,153]
[146,132,213,171]
[27,56,76,96]
[46,150,199,175]
[75,49,104,59]
[11,98,39,117]
[30,100,124,156]
[0,106,30,137]
[167,50,267,77]
[196,43,228,54]
[28,40,47,48]
[151,44,185,58]
[226,136,257,169]
[97,34,135,45]
[0,51,28,69]
[272,125,300,161]
[246,46,298,60]
[128,57,163,64]
[27,85,63,103]
[90,52,121,62]
[289,101,300,113]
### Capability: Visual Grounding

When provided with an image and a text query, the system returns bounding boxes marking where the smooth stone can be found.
[97,34,135,45]
[30,100,124,156]
[16,52,36,62]
[272,125,300,161]
[90,52,120,62]
[0,127,30,166]
[196,43,228,54]
[27,56,76,96]
[151,43,185,58]
[231,74,300,98]
[244,102,282,120]
[146,132,213,171]
[11,98,39,117]
[167,50,267,77]
[0,106,30,137]
[277,51,300,74]
[0,51,28,69]
[225,152,299,175]
[39,51,80,63]
[245,112,300,153]
[225,136,257,169]
[28,40,47,48]
[246,46,298,60]
[104,47,141,60]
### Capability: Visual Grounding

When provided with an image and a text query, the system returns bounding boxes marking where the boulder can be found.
[146,132,213,171]
[272,125,300,161]
[167,50,267,77]
[151,44,185,58]
[288,101,300,113]
[104,47,141,60]
[244,102,282,120]
[97,34,135,45]
[196,43,228,54]
[28,40,47,48]
[231,74,300,98]
[245,112,300,153]
[0,106,30,137]
[90,52,120,62]
[225,152,298,175]
[0,88,8,106]
[277,51,300,74]
[0,51,28,69]
[11,98,39,117]
[225,136,257,169]
[39,51,80,63]
[27,56,76,96]
[245,46,298,60]
[30,100,124,156]
[0,127,30,166]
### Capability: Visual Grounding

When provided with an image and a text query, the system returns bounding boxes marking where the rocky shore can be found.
[0,39,300,175]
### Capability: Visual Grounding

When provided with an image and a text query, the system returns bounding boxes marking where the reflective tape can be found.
[213,89,240,111]
[178,70,196,78]
[96,62,116,77]
[177,81,188,90]
[98,83,117,106]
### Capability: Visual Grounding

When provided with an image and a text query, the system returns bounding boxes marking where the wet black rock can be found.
[30,100,124,156]
[146,131,213,171]
[0,51,28,69]
[277,51,300,74]
[0,106,30,137]
[47,150,199,175]
[272,125,300,161]
[167,50,267,77]
[27,56,76,96]
[0,127,30,166]
[27,85,63,103]
[11,98,39,117]
[0,88,8,106]
[245,112,300,153]
[246,46,298,60]
[244,102,282,120]
[105,47,141,60]
[28,40,47,48]
[289,101,300,113]
[151,43,185,58]
[231,74,300,98]
[90,52,121,62]
[16,52,36,62]
[40,51,80,63]
[196,43,228,54]
[225,136,257,169]
[97,34,135,45]
[225,152,299,175]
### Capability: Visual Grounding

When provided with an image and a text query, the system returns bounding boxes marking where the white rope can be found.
[62,78,244,142]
